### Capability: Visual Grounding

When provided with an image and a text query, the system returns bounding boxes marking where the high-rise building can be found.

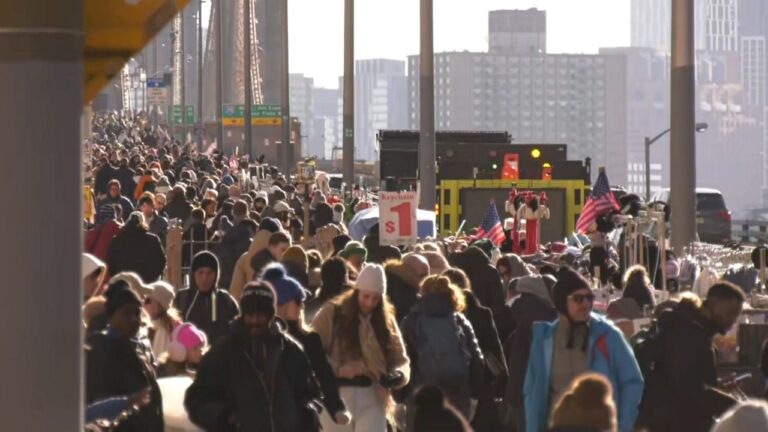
[488,9,546,54]
[312,87,339,160]
[289,74,314,158]
[342,59,408,162]
[408,52,476,131]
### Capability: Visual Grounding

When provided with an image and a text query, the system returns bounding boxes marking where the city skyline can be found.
[288,0,631,88]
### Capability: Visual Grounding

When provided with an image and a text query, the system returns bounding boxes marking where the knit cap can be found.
[168,323,208,363]
[355,264,387,295]
[262,263,308,306]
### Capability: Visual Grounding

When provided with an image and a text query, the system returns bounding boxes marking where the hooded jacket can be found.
[230,229,272,300]
[174,255,239,344]
[385,260,422,323]
[165,194,194,224]
[637,301,737,432]
[525,313,644,432]
[106,224,166,283]
[452,247,505,313]
[185,320,321,432]
[212,220,254,289]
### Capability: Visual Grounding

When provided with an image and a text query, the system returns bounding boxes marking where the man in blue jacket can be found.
[524,267,644,432]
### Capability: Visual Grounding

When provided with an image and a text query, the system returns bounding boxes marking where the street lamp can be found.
[644,122,708,201]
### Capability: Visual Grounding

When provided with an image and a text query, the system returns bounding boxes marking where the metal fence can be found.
[165,227,221,290]
[732,220,768,245]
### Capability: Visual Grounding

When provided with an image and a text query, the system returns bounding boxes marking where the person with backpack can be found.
[524,267,643,432]
[311,264,411,432]
[401,275,485,424]
[637,283,744,432]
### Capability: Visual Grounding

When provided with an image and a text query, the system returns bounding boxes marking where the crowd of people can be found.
[81,111,768,432]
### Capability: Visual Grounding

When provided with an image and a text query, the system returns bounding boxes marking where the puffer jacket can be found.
[385,261,422,323]
[185,320,321,432]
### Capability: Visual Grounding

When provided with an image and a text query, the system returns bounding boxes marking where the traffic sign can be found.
[146,78,167,106]
[379,191,418,246]
[222,104,282,126]
[173,105,195,125]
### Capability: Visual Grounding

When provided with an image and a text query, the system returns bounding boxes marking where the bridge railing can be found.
[732,220,768,245]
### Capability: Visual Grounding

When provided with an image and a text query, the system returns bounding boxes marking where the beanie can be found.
[420,252,449,275]
[472,238,494,259]
[191,251,219,275]
[552,266,592,350]
[168,323,208,363]
[355,264,387,295]
[104,280,142,317]
[240,281,277,317]
[146,281,175,311]
[282,246,309,273]
[262,263,307,306]
[259,217,282,234]
[339,241,367,261]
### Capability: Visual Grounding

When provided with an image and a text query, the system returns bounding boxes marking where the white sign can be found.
[146,78,168,106]
[379,191,418,246]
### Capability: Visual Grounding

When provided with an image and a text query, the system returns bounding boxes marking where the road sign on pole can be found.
[173,105,195,125]
[222,104,282,126]
[146,77,167,106]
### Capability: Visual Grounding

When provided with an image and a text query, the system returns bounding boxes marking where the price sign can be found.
[379,191,418,246]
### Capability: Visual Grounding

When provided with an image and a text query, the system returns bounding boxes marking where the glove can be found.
[379,371,405,389]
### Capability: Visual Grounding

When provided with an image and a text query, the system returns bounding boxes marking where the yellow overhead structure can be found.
[84,0,191,103]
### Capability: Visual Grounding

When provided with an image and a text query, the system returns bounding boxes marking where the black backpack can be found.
[630,320,664,378]
[415,313,472,388]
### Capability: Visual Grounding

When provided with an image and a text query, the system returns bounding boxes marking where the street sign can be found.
[173,105,195,125]
[146,77,167,106]
[379,191,418,246]
[222,104,282,126]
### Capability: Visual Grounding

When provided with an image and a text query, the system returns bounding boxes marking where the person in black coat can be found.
[497,274,557,432]
[115,158,137,200]
[212,200,256,289]
[106,212,166,283]
[637,283,744,432]
[174,251,240,344]
[385,256,429,323]
[451,246,506,314]
[165,185,194,224]
[86,281,163,432]
[98,179,136,224]
[185,281,322,432]
[95,158,119,197]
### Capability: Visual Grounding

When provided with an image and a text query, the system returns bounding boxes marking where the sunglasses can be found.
[569,293,596,304]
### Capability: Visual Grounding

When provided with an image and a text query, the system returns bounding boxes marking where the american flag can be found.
[476,201,506,246]
[576,170,619,234]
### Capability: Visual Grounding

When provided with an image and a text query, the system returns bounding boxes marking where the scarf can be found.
[359,314,388,378]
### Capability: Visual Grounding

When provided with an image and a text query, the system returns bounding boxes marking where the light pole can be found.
[215,0,224,150]
[197,0,204,151]
[244,0,253,160]
[644,122,708,201]
[281,0,291,173]
[342,0,354,188]
[419,0,436,210]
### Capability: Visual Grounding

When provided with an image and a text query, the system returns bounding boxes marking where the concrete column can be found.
[342,0,355,187]
[419,0,436,210]
[244,0,253,158]
[0,0,83,429]
[216,0,224,149]
[280,0,291,173]
[670,0,697,253]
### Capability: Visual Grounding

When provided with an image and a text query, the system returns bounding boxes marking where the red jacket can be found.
[85,220,122,262]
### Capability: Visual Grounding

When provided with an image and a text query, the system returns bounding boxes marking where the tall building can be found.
[312,87,339,160]
[631,0,738,53]
[289,74,314,158]
[344,59,408,162]
[488,9,546,54]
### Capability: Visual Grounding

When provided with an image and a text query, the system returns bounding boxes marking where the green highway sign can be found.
[173,105,195,125]
[222,104,282,126]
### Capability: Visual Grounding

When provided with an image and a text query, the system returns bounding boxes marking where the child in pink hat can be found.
[159,323,208,378]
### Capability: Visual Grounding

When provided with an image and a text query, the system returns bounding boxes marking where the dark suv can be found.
[650,188,732,244]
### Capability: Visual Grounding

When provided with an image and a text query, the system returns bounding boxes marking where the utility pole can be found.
[244,0,253,159]
[216,0,224,150]
[0,0,83,428]
[419,0,436,210]
[197,0,204,151]
[342,0,354,188]
[670,0,697,253]
[180,8,187,144]
[281,0,292,174]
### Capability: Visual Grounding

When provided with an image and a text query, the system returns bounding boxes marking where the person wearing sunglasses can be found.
[523,266,644,432]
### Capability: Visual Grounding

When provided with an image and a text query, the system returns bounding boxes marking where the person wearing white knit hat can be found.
[143,281,181,358]
[311,262,411,432]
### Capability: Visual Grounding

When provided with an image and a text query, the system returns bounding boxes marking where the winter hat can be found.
[273,200,294,214]
[332,234,352,256]
[191,251,219,275]
[472,239,494,259]
[282,246,309,273]
[255,191,269,206]
[104,280,142,317]
[109,272,152,297]
[145,281,175,311]
[262,263,307,306]
[222,175,234,186]
[82,253,106,279]
[240,281,277,317]
[712,400,768,432]
[420,251,449,275]
[355,264,387,295]
[168,323,208,363]
[258,217,282,234]
[339,241,367,261]
[517,274,554,307]
[271,188,287,202]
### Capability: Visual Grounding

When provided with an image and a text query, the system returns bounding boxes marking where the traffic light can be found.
[542,162,552,181]
[531,148,541,159]
[502,153,520,180]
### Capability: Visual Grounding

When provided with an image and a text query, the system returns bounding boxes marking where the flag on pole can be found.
[576,169,620,234]
[476,201,506,246]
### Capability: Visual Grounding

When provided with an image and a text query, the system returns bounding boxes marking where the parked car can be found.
[650,188,732,244]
